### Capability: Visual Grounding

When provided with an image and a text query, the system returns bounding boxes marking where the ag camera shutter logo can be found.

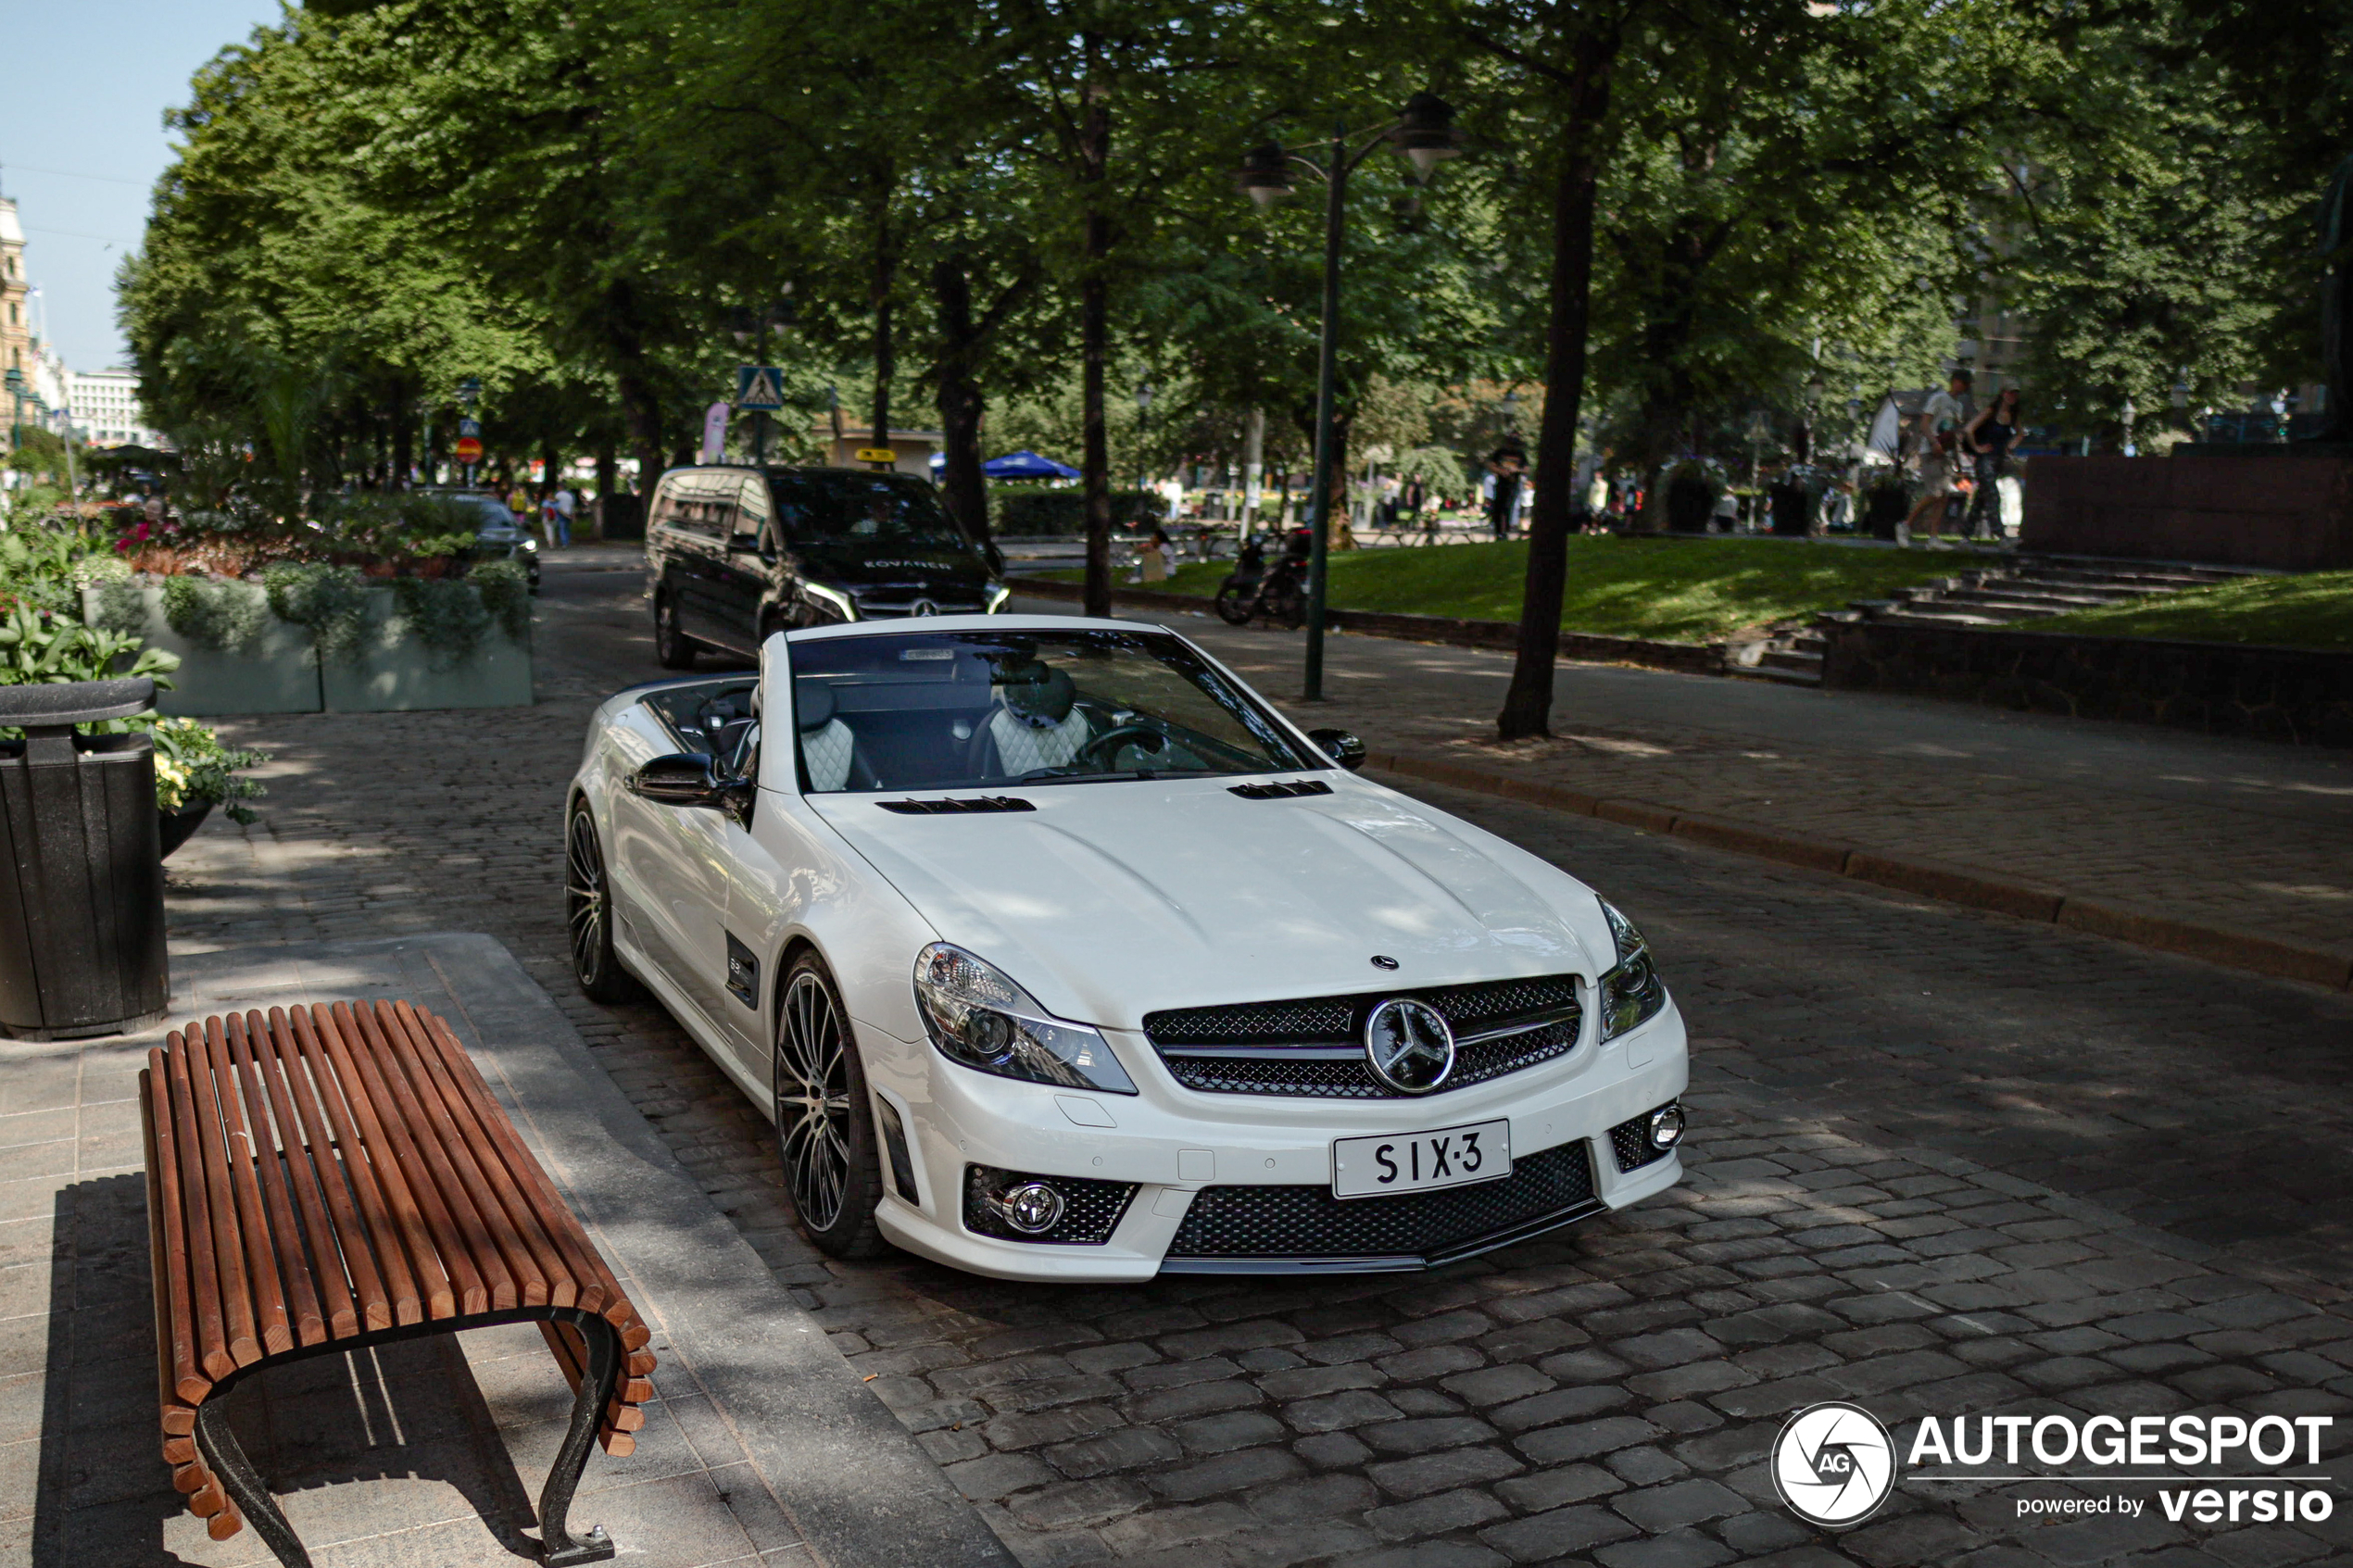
[1773,1401,1897,1527]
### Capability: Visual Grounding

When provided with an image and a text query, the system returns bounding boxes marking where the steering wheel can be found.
[1076,723,1168,770]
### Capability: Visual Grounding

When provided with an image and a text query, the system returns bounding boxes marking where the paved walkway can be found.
[1028,596,2353,964]
[101,549,2353,1567]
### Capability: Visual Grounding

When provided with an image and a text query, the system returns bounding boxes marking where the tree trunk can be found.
[390,394,413,492]
[595,439,617,537]
[872,205,896,451]
[932,255,991,540]
[1498,34,1618,743]
[618,369,664,504]
[1078,33,1114,620]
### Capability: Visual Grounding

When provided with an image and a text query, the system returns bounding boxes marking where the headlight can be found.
[804,581,857,621]
[520,536,539,551]
[913,943,1137,1094]
[1596,898,1668,1042]
[985,582,1012,613]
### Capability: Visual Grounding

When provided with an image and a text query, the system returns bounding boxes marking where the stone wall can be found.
[2020,450,2353,570]
[1821,620,2353,746]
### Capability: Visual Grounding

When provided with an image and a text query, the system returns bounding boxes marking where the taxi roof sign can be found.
[854,447,897,463]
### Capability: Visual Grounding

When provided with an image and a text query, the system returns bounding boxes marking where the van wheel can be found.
[654,591,698,669]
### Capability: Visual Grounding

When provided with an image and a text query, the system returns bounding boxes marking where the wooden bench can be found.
[140,999,657,1567]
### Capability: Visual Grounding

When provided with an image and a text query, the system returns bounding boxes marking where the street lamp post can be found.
[1234,92,1460,702]
[3,369,24,462]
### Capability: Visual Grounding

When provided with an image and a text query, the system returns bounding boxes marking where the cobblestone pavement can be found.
[157,552,2353,1566]
[1076,604,2353,960]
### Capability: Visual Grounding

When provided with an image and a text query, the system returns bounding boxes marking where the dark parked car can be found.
[645,465,1007,668]
[412,487,542,593]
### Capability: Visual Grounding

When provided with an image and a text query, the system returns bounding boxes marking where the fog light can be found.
[1648,1103,1686,1149]
[990,1181,1065,1235]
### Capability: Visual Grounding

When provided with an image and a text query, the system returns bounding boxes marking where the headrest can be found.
[794,679,836,732]
[999,660,1076,726]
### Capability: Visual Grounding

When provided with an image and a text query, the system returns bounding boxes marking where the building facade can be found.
[0,197,32,412]
[69,369,158,448]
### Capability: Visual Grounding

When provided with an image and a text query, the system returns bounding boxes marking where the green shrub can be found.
[264,562,371,663]
[148,716,267,822]
[159,575,272,653]
[990,486,1163,535]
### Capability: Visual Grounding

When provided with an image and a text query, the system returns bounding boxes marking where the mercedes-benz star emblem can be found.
[1363,998,1455,1095]
[911,597,938,617]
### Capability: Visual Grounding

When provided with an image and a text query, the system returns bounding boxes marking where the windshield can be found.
[768,471,971,552]
[787,629,1315,793]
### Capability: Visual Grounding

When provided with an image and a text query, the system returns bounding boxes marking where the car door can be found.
[603,709,741,1041]
[674,473,742,646]
[698,474,774,657]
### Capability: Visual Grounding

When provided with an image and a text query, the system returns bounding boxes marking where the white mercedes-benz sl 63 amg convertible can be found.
[564,614,1687,1281]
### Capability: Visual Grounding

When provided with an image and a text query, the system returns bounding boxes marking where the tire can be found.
[565,808,643,1003]
[653,590,698,669]
[1214,584,1252,626]
[774,952,886,1258]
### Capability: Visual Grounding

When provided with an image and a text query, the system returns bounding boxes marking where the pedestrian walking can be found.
[1905,369,1976,543]
[1485,447,1527,540]
[545,484,575,547]
[1961,386,2021,541]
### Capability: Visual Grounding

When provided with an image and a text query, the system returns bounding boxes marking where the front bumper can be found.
[864,1001,1689,1283]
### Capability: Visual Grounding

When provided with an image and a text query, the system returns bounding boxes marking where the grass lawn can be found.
[2031,570,2353,651]
[1048,536,1973,644]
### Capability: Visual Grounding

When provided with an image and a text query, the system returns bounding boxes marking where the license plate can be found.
[1331,1119,1511,1199]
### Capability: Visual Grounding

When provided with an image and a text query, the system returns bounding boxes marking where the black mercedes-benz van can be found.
[645,465,1009,667]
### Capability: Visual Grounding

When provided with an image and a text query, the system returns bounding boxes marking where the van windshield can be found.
[767,471,971,551]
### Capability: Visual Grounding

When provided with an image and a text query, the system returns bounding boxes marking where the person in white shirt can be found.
[1906,370,1975,543]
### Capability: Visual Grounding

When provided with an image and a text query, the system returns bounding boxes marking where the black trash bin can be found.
[0,678,170,1039]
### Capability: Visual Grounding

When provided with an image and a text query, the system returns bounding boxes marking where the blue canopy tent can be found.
[927,449,1081,480]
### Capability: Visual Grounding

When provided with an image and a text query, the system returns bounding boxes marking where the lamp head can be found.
[1390,93,1463,183]
[1234,144,1294,207]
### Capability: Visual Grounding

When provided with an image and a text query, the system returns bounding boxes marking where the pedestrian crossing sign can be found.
[735,366,786,411]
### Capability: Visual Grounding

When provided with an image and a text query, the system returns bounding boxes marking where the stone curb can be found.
[1008,576,1724,675]
[1367,749,2353,994]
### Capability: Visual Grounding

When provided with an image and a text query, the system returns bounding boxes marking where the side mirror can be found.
[1308,728,1366,771]
[628,752,749,813]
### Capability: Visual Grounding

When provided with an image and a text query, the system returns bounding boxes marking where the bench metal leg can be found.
[193,1397,313,1568]
[538,1313,620,1565]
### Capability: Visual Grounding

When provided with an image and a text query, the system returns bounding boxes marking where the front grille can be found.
[853,591,985,618]
[1610,1109,1675,1173]
[963,1164,1136,1245]
[1165,1141,1599,1262]
[1146,975,1583,1098]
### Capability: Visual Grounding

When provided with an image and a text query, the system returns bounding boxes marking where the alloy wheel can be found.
[564,811,606,985]
[775,971,854,1231]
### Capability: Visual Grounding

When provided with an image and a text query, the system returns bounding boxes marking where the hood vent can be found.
[876,796,1037,815]
[1228,779,1334,800]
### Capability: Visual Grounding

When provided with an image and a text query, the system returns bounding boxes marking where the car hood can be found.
[787,542,991,588]
[808,773,1612,1031]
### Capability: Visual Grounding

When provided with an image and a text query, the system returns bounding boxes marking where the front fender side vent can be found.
[876,796,1038,814]
[1228,779,1335,800]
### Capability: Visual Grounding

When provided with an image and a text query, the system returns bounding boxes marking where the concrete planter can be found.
[87,582,533,716]
[89,584,321,716]
[320,588,533,712]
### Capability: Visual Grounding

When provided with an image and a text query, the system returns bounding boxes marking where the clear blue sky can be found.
[0,1,286,372]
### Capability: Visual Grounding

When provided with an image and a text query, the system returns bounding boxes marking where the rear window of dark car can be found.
[768,471,972,552]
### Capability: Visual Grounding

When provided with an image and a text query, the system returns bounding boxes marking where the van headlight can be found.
[1597,898,1668,1042]
[913,943,1137,1094]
